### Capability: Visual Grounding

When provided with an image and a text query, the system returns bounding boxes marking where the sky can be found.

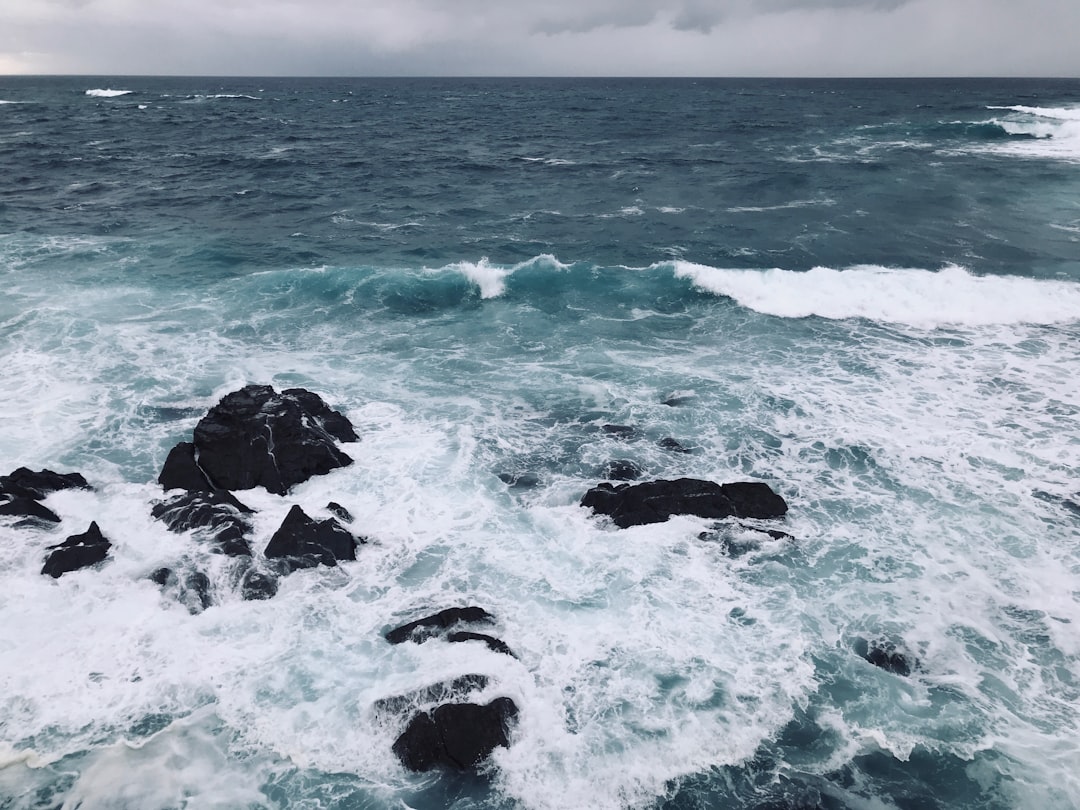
[2,0,1079,77]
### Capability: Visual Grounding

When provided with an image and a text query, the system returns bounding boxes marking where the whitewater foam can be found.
[672,262,1080,328]
[85,89,133,98]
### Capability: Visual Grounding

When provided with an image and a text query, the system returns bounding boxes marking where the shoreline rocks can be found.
[41,522,111,578]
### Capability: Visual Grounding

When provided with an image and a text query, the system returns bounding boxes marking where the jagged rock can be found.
[385,607,496,645]
[192,385,356,495]
[855,638,915,676]
[446,632,517,658]
[264,504,358,570]
[326,501,353,522]
[151,491,253,557]
[657,437,692,454]
[373,674,491,718]
[392,697,519,772]
[41,522,111,578]
[0,496,61,524]
[603,460,642,481]
[581,477,788,528]
[240,567,279,601]
[0,467,90,499]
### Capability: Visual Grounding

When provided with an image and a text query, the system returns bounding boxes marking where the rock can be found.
[264,504,358,570]
[158,441,212,492]
[326,501,353,522]
[497,472,541,490]
[603,460,643,481]
[0,496,61,524]
[385,607,496,645]
[392,697,519,772]
[192,385,356,495]
[240,567,279,601]
[149,567,215,613]
[657,437,692,454]
[446,632,517,658]
[855,638,915,676]
[601,424,638,440]
[662,393,696,407]
[0,467,90,500]
[41,521,111,578]
[151,491,253,557]
[373,674,491,718]
[581,477,788,528]
[150,567,173,586]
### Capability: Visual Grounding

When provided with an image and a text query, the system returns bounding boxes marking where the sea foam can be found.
[85,89,133,98]
[672,262,1080,328]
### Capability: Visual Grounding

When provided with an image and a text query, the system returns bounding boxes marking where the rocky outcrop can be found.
[0,467,91,499]
[151,491,253,556]
[191,385,356,495]
[385,607,496,645]
[41,522,111,578]
[392,697,519,772]
[0,496,60,525]
[264,504,358,570]
[581,478,788,528]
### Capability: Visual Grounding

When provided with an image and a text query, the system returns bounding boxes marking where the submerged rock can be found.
[581,478,788,528]
[41,522,111,578]
[240,566,279,601]
[497,471,541,490]
[603,460,643,481]
[326,501,353,523]
[601,424,639,440]
[150,567,213,613]
[657,437,693,454]
[151,491,253,557]
[192,385,356,495]
[385,607,496,645]
[392,697,519,772]
[0,496,61,525]
[446,631,517,658]
[855,637,915,676]
[0,467,91,500]
[373,674,491,718]
[264,504,358,570]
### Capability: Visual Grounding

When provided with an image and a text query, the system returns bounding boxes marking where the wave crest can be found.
[85,89,133,98]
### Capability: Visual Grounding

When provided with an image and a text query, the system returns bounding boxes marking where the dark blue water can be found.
[1,77,1079,810]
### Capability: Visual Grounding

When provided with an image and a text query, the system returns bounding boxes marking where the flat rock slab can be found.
[192,385,356,495]
[581,477,788,528]
[385,607,496,645]
[392,697,519,772]
[41,521,111,578]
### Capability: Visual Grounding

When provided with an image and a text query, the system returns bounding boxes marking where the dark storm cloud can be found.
[1,0,1078,76]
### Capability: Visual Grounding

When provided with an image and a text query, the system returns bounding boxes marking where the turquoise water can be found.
[1,77,1079,809]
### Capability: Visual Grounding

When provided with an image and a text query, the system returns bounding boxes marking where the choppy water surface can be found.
[1,77,1079,810]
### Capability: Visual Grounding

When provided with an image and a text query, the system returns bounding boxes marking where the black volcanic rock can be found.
[446,632,517,658]
[192,385,356,495]
[0,496,61,525]
[855,638,915,676]
[326,501,353,523]
[263,504,358,569]
[581,477,788,528]
[151,491,253,557]
[385,607,496,645]
[392,697,519,772]
[41,522,111,578]
[0,467,90,500]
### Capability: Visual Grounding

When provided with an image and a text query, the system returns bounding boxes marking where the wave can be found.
[972,104,1080,161]
[988,105,1080,122]
[85,89,133,98]
[672,263,1080,328]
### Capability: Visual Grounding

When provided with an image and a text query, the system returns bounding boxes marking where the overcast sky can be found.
[2,0,1079,77]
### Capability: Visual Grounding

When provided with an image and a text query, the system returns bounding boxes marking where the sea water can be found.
[1,77,1079,809]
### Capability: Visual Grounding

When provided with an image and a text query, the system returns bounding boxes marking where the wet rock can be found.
[446,632,517,658]
[603,460,643,481]
[373,674,491,718]
[661,393,696,407]
[184,571,213,612]
[151,491,253,557]
[581,478,788,528]
[0,467,91,500]
[392,697,519,772]
[192,384,356,495]
[497,472,541,490]
[326,501,353,522]
[41,521,111,578]
[657,437,693,454]
[855,638,915,676]
[386,607,496,645]
[264,504,358,570]
[601,424,639,440]
[240,567,279,601]
[0,496,61,525]
[150,567,174,587]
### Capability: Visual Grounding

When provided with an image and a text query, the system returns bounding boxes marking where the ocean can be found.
[1,76,1079,810]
